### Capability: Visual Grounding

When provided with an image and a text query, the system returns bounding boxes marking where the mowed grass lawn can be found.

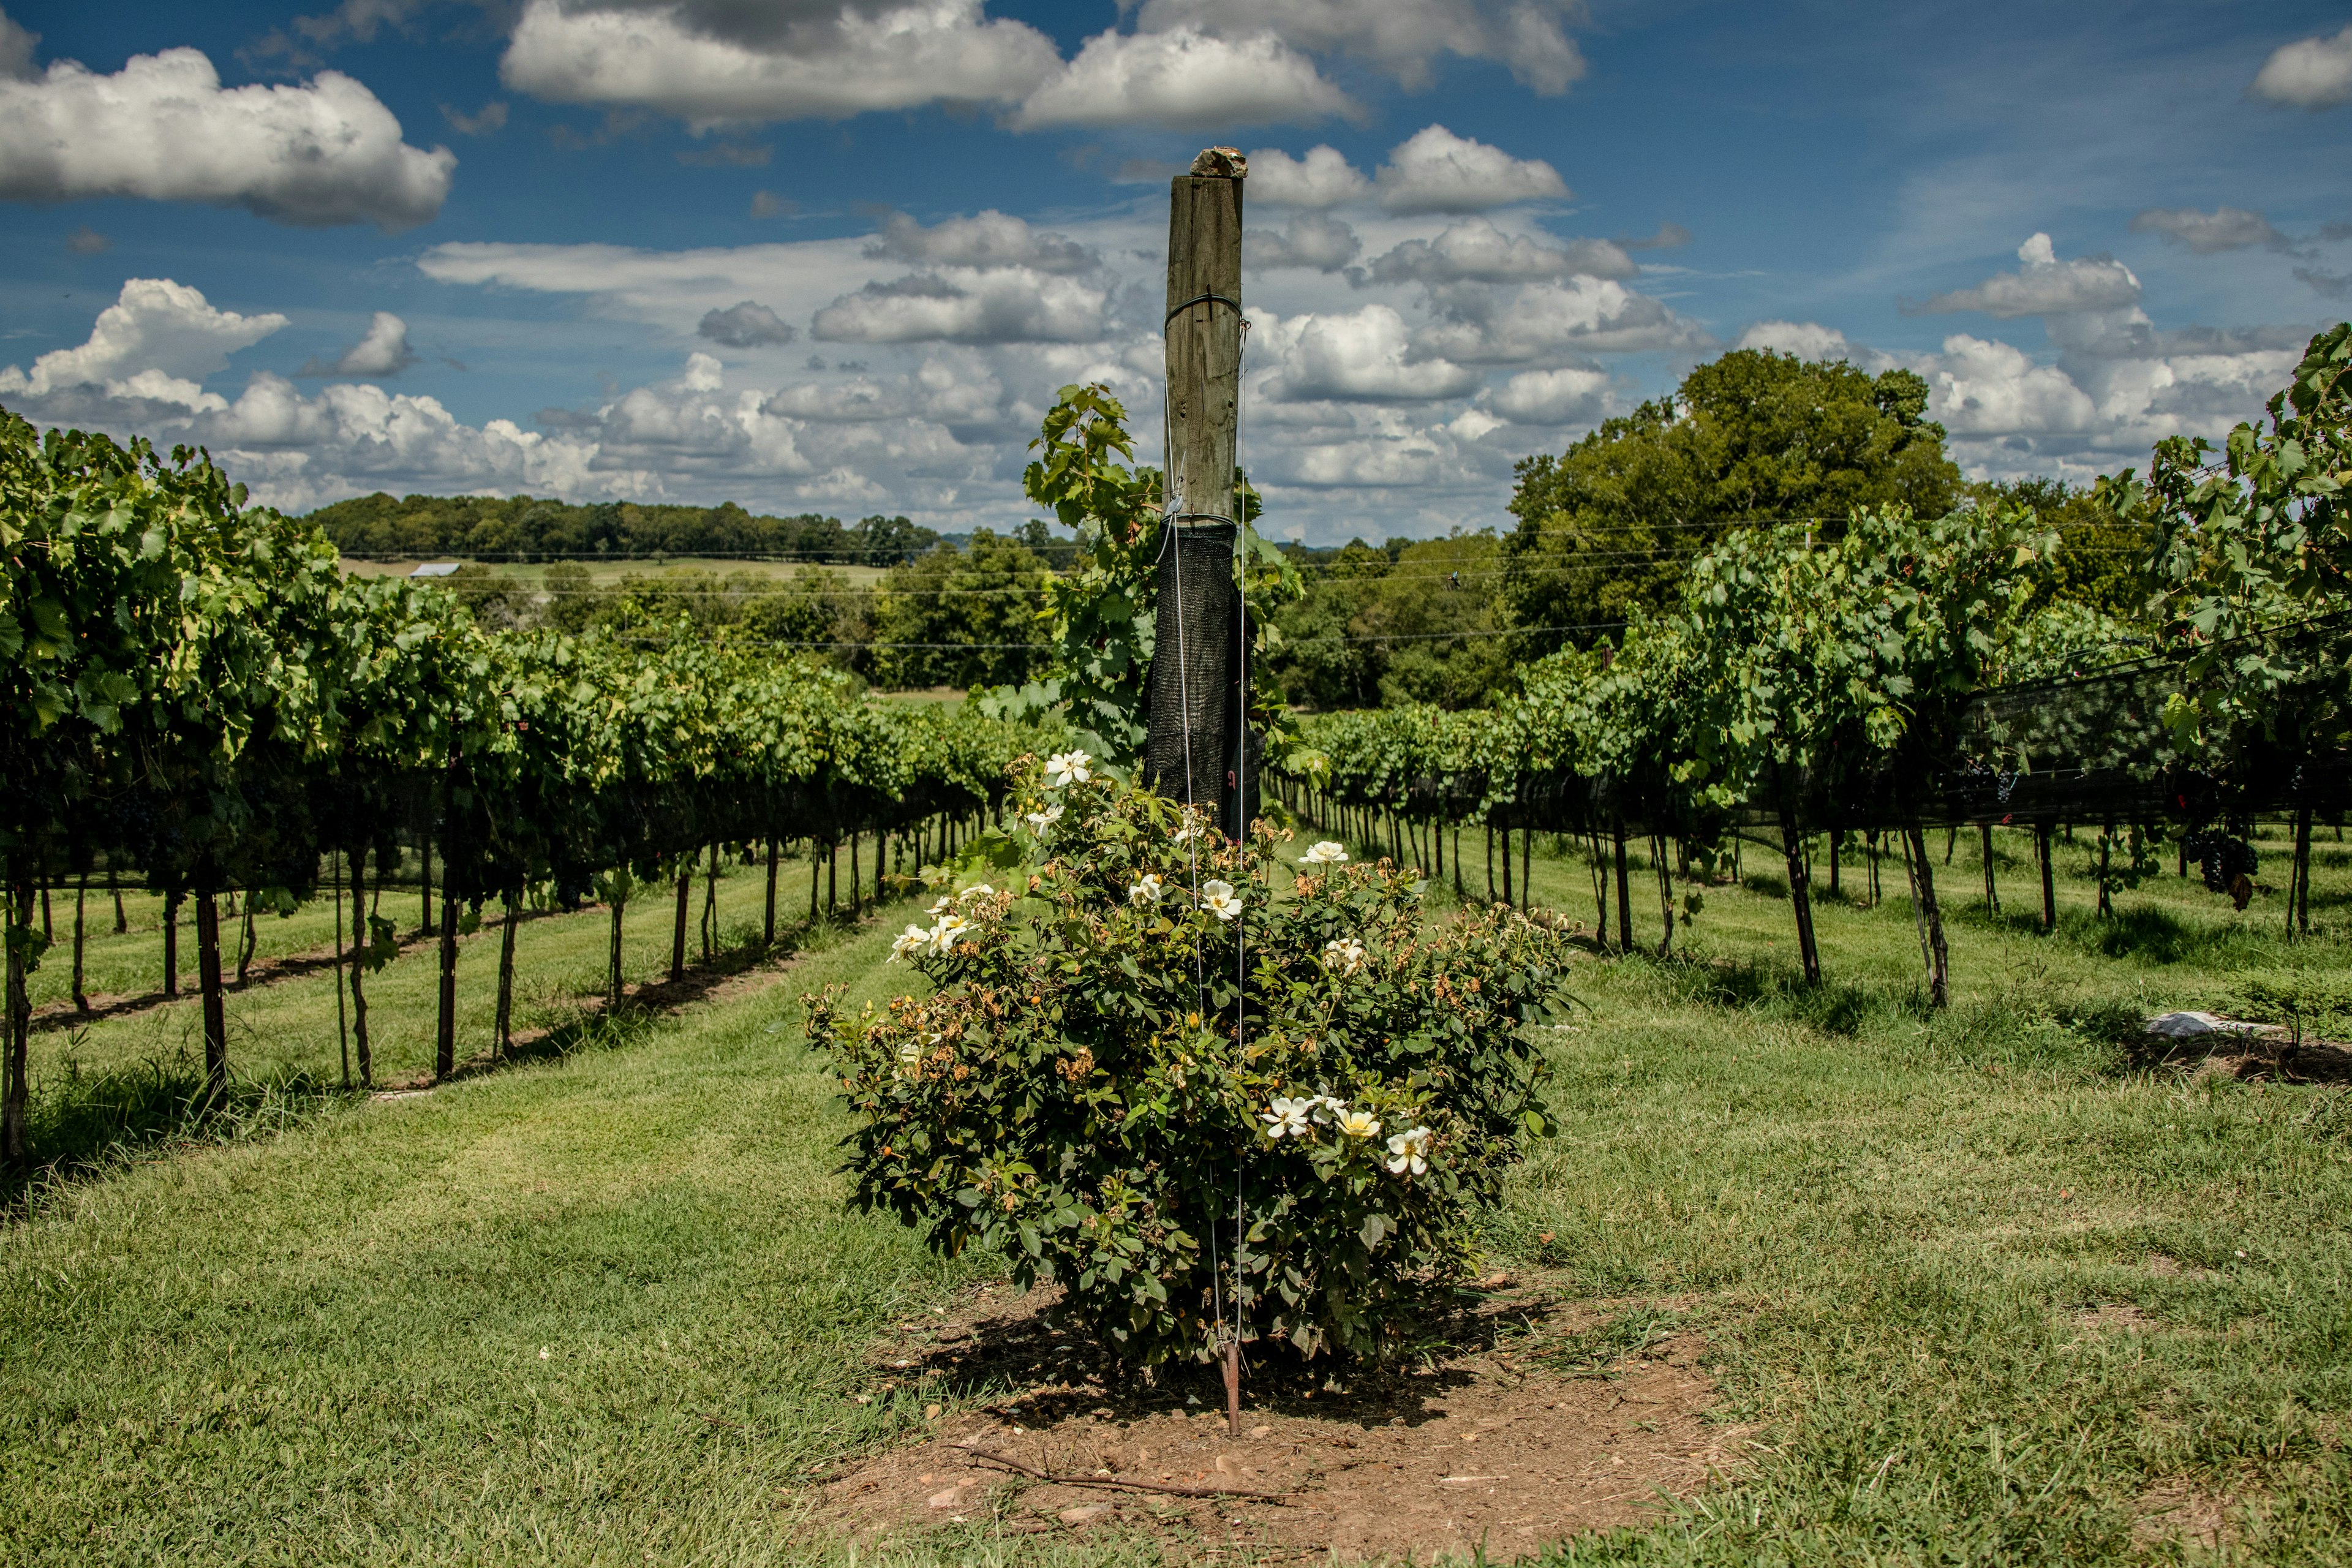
[4,823,2351,1563]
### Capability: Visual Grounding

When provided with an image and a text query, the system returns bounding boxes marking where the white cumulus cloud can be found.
[1415,277,1711,363]
[1374,124,1568,214]
[1367,217,1634,285]
[1248,213,1361,272]
[2252,24,2352,109]
[302,311,418,377]
[1245,144,1368,208]
[1256,305,1482,402]
[865,209,1096,274]
[812,269,1110,344]
[1135,0,1586,94]
[1483,365,1610,424]
[0,46,453,228]
[1009,26,1356,130]
[1918,233,2141,318]
[0,277,286,410]
[499,0,1060,125]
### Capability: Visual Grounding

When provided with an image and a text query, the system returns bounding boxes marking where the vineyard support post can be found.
[671,867,690,982]
[2293,807,2314,938]
[703,843,720,959]
[1981,823,1998,912]
[3,863,29,1166]
[2037,821,2057,933]
[1611,823,1632,952]
[1776,797,1822,985]
[434,878,459,1080]
[72,873,88,1012]
[764,838,778,946]
[164,892,180,997]
[332,851,349,1089]
[421,827,433,934]
[607,879,627,1013]
[1521,824,1531,911]
[1148,149,1246,826]
[110,866,126,933]
[1500,823,1512,906]
[496,892,518,1057]
[1828,828,1841,897]
[2097,827,2113,919]
[350,848,374,1088]
[851,832,862,919]
[1652,832,1675,959]
[196,892,228,1098]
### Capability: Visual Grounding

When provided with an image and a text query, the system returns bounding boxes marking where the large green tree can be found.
[1499,349,1961,654]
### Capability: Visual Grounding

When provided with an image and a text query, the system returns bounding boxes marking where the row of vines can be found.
[0,411,1037,1164]
[1283,325,2352,997]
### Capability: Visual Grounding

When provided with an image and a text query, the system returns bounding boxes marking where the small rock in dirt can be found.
[1250,1425,1272,1438]
[927,1485,970,1510]
[1480,1272,1513,1289]
[1058,1503,1115,1526]
[924,1404,942,1420]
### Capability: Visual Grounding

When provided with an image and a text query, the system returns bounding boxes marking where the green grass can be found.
[4,821,2351,1562]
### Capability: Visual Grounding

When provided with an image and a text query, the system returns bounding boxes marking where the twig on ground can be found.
[958,1443,1295,1503]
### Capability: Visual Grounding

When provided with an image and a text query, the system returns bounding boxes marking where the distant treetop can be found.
[303,492,944,566]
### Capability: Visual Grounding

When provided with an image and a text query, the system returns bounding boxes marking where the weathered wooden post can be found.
[1146,148,1250,837]
[1148,145,1252,1441]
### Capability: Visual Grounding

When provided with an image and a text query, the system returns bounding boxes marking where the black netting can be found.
[1145,522,1236,819]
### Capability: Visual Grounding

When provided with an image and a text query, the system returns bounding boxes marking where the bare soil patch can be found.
[804,1278,1745,1562]
[2132,1477,2244,1551]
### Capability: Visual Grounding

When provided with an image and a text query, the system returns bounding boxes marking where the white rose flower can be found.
[956,884,994,903]
[1323,937,1366,976]
[1044,750,1093,788]
[1024,802,1064,834]
[1259,1096,1314,1140]
[1336,1109,1382,1140]
[1299,841,1349,865]
[927,913,971,955]
[897,1042,922,1063]
[1199,880,1242,922]
[1384,1126,1432,1175]
[888,925,928,963]
[1128,873,1165,906]
[928,895,953,917]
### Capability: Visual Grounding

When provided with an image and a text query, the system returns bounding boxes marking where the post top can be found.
[1188,147,1247,178]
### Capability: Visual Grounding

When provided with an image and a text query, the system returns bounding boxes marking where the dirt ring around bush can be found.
[801,1277,1751,1562]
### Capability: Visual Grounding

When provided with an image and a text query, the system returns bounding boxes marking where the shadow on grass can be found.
[6,921,834,1217]
[2,1046,350,1212]
[1620,952,1928,1036]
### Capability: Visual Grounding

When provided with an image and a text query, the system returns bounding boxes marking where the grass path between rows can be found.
[4,827,2351,1563]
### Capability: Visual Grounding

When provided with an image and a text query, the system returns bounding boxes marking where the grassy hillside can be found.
[2,829,2348,1562]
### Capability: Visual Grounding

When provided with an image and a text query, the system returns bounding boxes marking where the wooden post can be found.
[197,892,228,1097]
[764,837,779,946]
[1981,823,1998,913]
[72,872,88,1013]
[1149,148,1247,816]
[333,850,350,1088]
[2037,821,2057,933]
[1612,824,1632,952]
[1164,149,1245,536]
[163,891,181,997]
[350,848,374,1088]
[671,866,691,982]
[4,863,30,1165]
[496,893,518,1057]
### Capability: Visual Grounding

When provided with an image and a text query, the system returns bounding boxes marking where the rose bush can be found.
[807,754,1580,1368]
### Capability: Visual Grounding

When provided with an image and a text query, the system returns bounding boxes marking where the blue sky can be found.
[1,0,2348,541]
